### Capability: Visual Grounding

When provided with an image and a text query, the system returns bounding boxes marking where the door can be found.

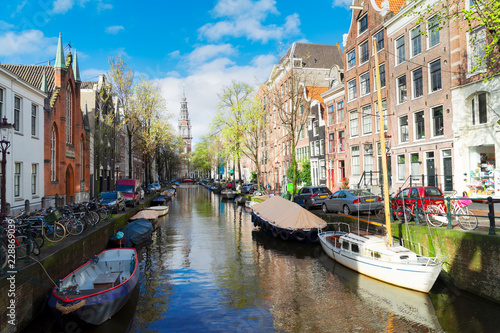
[426,152,436,186]
[443,150,453,191]
[66,165,75,203]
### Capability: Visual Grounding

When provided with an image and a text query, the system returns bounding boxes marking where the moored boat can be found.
[251,196,327,243]
[112,219,154,247]
[221,189,237,200]
[146,205,169,216]
[48,248,139,325]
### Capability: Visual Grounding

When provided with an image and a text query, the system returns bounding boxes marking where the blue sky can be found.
[0,0,352,143]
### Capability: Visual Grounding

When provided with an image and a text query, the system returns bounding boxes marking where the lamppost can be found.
[0,117,14,218]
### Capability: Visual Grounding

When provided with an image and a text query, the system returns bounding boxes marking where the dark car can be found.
[293,186,332,210]
[241,183,258,194]
[322,189,382,215]
[100,191,126,214]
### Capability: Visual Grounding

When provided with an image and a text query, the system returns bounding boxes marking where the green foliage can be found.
[299,160,311,186]
[250,171,257,183]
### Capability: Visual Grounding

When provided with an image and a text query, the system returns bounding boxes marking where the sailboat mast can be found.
[372,37,392,245]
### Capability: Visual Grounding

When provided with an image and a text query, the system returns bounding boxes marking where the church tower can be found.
[178,89,192,178]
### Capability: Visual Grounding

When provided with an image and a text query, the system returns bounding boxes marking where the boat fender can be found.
[130,255,136,274]
[307,230,319,243]
[56,300,87,315]
[272,227,279,238]
[294,230,306,242]
[92,255,99,264]
[280,230,290,241]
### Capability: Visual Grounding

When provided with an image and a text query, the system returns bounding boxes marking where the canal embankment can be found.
[0,195,157,333]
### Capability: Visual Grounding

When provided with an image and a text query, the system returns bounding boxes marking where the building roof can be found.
[280,42,344,69]
[0,64,55,92]
[81,81,97,89]
[374,0,406,14]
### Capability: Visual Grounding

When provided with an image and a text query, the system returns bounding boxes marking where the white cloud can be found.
[332,0,351,8]
[0,30,56,57]
[0,20,15,30]
[187,44,237,66]
[168,50,181,59]
[80,68,107,81]
[12,0,29,17]
[52,0,74,14]
[105,25,125,35]
[156,52,276,142]
[97,1,113,12]
[199,0,301,43]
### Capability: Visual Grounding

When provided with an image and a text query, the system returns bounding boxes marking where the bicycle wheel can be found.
[14,236,31,260]
[89,211,100,226]
[426,206,445,227]
[31,240,41,256]
[31,230,44,249]
[456,207,478,230]
[395,206,413,222]
[44,222,66,242]
[65,218,84,236]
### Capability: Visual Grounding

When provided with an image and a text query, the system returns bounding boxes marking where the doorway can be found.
[426,152,436,186]
[66,165,74,203]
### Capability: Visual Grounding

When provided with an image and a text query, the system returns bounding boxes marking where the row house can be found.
[0,66,46,214]
[2,33,91,206]
[449,0,500,198]
[259,42,343,191]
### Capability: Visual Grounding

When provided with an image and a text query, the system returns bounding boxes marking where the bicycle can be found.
[28,210,67,242]
[425,193,478,230]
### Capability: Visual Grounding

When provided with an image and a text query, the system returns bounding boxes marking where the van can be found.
[116,179,140,207]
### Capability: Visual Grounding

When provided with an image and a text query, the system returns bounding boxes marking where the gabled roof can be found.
[81,81,97,89]
[279,42,344,69]
[0,64,55,92]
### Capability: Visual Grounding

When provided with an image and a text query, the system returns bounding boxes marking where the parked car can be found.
[241,183,258,194]
[100,191,126,214]
[293,186,332,210]
[116,178,140,207]
[152,182,161,191]
[147,184,157,193]
[322,189,382,215]
[392,186,445,221]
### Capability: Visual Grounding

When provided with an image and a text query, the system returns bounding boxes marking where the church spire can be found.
[73,49,81,82]
[54,32,66,69]
[40,70,47,93]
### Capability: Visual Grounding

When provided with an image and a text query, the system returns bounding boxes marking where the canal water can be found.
[26,184,500,332]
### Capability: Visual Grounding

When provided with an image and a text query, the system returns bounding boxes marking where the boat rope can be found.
[0,269,54,289]
[28,255,58,287]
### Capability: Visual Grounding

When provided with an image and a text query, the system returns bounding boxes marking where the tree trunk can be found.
[127,127,133,179]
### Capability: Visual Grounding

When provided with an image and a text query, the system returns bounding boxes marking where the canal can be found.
[26,184,500,332]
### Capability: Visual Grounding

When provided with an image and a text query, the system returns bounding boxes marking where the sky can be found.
[0,0,352,144]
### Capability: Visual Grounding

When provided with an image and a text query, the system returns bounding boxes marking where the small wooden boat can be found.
[130,210,159,229]
[48,248,139,325]
[146,205,169,216]
[221,189,237,200]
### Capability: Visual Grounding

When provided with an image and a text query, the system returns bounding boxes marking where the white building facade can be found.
[0,66,46,214]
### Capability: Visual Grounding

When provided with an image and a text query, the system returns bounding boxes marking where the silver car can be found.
[322,189,382,215]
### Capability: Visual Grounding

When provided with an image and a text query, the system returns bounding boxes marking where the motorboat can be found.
[146,205,169,216]
[221,189,237,200]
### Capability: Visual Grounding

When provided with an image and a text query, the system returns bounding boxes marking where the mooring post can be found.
[446,197,453,229]
[487,197,496,236]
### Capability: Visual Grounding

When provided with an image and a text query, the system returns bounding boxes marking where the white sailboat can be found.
[318,38,443,293]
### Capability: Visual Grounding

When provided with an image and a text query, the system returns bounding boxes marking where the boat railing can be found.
[324,222,350,234]
[399,238,447,264]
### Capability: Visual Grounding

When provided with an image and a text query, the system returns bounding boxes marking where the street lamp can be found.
[0,117,14,218]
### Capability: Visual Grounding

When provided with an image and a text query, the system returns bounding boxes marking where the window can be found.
[315,140,320,156]
[412,67,423,98]
[0,87,3,119]
[364,144,373,173]
[374,29,384,51]
[375,99,387,132]
[411,26,421,57]
[414,111,425,140]
[337,101,344,123]
[468,26,486,73]
[351,146,360,175]
[399,115,409,142]
[397,75,407,104]
[32,164,38,195]
[14,96,21,131]
[313,120,319,136]
[429,59,442,93]
[471,92,487,125]
[338,131,345,152]
[347,50,356,69]
[80,139,84,180]
[359,15,368,35]
[328,133,335,153]
[397,155,405,181]
[410,153,420,181]
[348,79,357,101]
[31,104,37,136]
[432,106,444,136]
[362,105,372,135]
[66,84,73,144]
[359,41,369,64]
[373,63,386,90]
[349,111,358,137]
[428,16,440,48]
[359,72,370,96]
[51,126,57,181]
[320,139,324,155]
[396,36,405,65]
[14,163,21,197]
[328,105,334,126]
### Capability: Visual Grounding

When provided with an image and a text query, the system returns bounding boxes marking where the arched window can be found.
[80,135,84,181]
[51,125,57,181]
[66,83,73,144]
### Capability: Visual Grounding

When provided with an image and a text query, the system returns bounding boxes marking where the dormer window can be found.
[358,14,368,35]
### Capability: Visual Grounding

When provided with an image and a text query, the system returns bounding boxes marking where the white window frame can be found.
[347,49,356,70]
[410,26,421,58]
[431,105,444,137]
[375,99,387,133]
[360,71,370,97]
[348,78,357,101]
[14,162,22,197]
[470,92,488,125]
[374,29,384,52]
[395,35,405,65]
[351,146,360,176]
[358,14,368,36]
[349,110,359,137]
[361,105,372,135]
[31,103,38,137]
[399,115,409,143]
[412,67,423,99]
[428,58,442,93]
[397,75,407,104]
[414,110,425,141]
[373,63,386,91]
[14,96,22,132]
[359,40,369,65]
[397,154,406,182]
[364,144,374,173]
[427,15,440,49]
[32,164,38,195]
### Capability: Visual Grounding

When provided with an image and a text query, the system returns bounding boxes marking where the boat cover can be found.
[253,196,327,230]
[130,210,159,220]
[121,219,153,246]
